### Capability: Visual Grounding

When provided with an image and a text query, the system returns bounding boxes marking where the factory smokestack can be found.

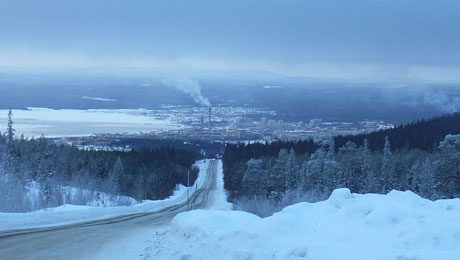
[201,116,204,132]
[208,106,212,130]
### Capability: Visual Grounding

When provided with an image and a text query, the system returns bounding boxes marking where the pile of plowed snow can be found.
[151,188,460,260]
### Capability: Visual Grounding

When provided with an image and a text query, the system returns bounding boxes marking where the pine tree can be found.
[410,157,435,198]
[433,134,460,198]
[380,136,394,193]
[4,109,18,177]
[110,157,125,194]
[302,146,326,192]
[268,149,289,199]
[6,109,15,145]
[326,138,335,160]
[339,141,364,192]
[361,139,378,193]
[242,159,267,197]
[285,149,300,190]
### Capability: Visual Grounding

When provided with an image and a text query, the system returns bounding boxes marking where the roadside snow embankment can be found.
[154,188,460,260]
[206,159,233,210]
[0,160,210,231]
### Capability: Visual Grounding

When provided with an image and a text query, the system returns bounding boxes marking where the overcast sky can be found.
[1,0,460,82]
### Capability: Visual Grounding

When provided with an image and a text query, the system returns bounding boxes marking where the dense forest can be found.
[335,112,460,152]
[224,113,460,216]
[0,110,201,212]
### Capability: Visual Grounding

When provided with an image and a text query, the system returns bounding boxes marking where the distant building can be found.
[261,117,267,125]
[309,119,323,127]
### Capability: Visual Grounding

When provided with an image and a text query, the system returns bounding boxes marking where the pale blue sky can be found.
[1,0,459,81]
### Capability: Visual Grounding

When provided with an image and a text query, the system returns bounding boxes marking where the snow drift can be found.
[155,188,460,260]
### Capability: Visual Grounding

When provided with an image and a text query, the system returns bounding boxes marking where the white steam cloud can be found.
[162,78,211,107]
[421,91,460,113]
[398,87,460,113]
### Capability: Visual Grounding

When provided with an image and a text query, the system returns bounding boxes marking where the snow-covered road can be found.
[0,159,228,260]
[2,159,459,260]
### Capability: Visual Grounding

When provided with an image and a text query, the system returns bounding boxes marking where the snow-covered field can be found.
[0,107,184,137]
[147,188,460,260]
[0,160,210,230]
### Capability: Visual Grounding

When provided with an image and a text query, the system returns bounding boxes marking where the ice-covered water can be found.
[0,107,185,137]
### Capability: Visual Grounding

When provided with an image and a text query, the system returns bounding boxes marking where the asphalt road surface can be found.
[0,160,219,260]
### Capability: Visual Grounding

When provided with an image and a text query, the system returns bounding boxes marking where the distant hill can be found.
[335,112,460,152]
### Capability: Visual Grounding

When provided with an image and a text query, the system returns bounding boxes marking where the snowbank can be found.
[154,188,460,260]
[206,159,233,210]
[0,160,210,231]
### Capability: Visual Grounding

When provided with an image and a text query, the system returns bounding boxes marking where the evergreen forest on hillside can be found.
[0,110,201,212]
[224,113,460,216]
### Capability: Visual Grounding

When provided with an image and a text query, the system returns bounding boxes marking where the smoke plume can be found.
[162,78,211,107]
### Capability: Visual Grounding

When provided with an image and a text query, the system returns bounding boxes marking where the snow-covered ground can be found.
[141,159,232,260]
[146,188,460,260]
[0,160,210,230]
[23,181,138,210]
[206,159,233,211]
[83,159,232,260]
[0,107,184,137]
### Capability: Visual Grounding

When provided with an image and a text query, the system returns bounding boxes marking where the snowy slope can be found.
[148,188,460,260]
[206,159,233,210]
[24,181,138,210]
[0,160,210,230]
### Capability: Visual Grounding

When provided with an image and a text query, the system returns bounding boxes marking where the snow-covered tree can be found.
[325,137,336,160]
[110,157,125,194]
[302,147,324,192]
[4,109,20,178]
[285,149,300,190]
[242,159,267,197]
[410,157,435,198]
[339,141,363,192]
[6,109,15,145]
[380,136,394,193]
[433,134,460,198]
[361,139,378,193]
[268,149,289,199]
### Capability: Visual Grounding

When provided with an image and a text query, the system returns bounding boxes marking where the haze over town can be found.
[1,1,460,260]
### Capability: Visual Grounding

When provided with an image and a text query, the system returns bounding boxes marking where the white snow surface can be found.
[206,159,233,210]
[0,160,210,231]
[23,181,138,210]
[149,188,460,260]
[0,107,184,137]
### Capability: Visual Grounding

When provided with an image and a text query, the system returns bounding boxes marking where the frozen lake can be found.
[0,108,184,137]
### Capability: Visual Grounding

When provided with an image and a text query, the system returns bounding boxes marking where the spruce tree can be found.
[433,134,460,198]
[362,139,377,193]
[111,157,125,194]
[268,149,289,199]
[242,159,266,197]
[380,136,394,193]
[302,147,325,192]
[285,149,300,190]
[5,109,18,177]
[6,109,15,145]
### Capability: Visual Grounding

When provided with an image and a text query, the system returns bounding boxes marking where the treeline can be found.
[224,113,460,212]
[335,112,460,152]
[223,139,319,196]
[0,111,201,212]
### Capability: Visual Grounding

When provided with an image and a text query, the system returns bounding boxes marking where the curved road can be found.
[0,160,219,260]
